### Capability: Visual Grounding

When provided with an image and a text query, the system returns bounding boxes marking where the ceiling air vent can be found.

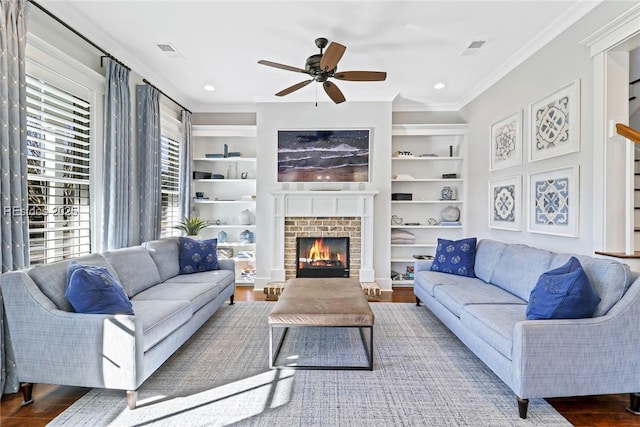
[460,40,487,56]
[154,42,184,59]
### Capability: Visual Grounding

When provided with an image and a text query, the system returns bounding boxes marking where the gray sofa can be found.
[0,237,235,409]
[414,238,640,418]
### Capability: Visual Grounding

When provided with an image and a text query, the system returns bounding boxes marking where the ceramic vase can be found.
[239,229,255,243]
[440,205,460,222]
[238,209,253,225]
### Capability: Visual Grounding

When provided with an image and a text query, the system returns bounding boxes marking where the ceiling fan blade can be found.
[258,60,307,74]
[275,79,314,96]
[323,81,346,104]
[334,71,387,81]
[319,42,346,71]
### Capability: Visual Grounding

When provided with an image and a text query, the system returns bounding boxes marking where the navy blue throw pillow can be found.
[526,256,601,320]
[179,237,219,274]
[430,237,477,277]
[65,261,134,315]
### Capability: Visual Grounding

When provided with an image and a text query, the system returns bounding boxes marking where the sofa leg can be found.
[415,297,421,306]
[517,397,529,419]
[627,392,640,415]
[229,294,235,305]
[127,390,137,410]
[20,382,34,406]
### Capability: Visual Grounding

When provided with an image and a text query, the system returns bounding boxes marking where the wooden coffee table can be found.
[268,278,375,370]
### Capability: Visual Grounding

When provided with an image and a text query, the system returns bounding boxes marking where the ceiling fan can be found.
[258,37,387,104]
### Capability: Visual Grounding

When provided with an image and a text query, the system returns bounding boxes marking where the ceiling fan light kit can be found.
[258,37,386,104]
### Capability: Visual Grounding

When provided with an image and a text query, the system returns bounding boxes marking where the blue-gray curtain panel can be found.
[136,84,161,243]
[0,0,29,396]
[179,110,193,220]
[101,59,132,251]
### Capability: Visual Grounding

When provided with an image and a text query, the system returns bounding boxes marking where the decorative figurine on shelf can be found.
[239,229,255,244]
[217,230,227,243]
[391,215,403,225]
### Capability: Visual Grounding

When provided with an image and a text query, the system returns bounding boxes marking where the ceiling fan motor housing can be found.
[306,54,335,82]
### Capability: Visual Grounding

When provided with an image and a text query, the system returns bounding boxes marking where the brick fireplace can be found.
[270,190,378,283]
[285,217,360,280]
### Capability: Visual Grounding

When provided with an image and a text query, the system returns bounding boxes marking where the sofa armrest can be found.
[217,258,235,273]
[414,260,433,273]
[1,271,143,391]
[512,277,640,398]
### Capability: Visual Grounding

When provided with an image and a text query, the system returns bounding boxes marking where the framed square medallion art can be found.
[490,109,522,171]
[529,80,580,162]
[489,175,522,231]
[528,165,579,237]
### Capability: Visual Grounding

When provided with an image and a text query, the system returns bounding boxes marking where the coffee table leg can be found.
[270,326,289,368]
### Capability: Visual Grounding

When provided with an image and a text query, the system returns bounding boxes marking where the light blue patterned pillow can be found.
[178,237,219,274]
[430,237,477,277]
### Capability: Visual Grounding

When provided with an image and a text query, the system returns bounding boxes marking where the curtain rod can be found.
[28,0,191,114]
[143,79,192,114]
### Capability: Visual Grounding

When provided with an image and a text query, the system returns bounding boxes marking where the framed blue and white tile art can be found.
[529,80,580,162]
[490,109,523,171]
[489,175,522,231]
[528,165,579,237]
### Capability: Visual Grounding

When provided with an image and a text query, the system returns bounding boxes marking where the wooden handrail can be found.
[616,123,640,144]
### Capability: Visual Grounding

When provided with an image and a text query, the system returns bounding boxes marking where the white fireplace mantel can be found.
[270,190,378,282]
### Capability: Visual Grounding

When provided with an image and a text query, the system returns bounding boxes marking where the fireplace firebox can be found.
[296,237,350,278]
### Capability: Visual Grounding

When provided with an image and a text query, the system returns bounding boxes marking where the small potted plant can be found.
[174,216,210,237]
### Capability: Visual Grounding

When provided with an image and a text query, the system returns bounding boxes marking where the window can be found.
[25,74,92,264]
[160,134,181,238]
[160,111,183,238]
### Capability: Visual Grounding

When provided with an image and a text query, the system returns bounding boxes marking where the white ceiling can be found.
[36,0,601,112]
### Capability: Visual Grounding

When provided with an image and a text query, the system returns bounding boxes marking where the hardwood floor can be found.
[1,286,638,426]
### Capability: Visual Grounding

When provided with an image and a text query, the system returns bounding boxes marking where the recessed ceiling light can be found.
[434,82,446,90]
[203,85,215,91]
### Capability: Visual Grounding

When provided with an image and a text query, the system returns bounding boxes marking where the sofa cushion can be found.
[178,237,219,274]
[474,239,508,284]
[430,237,477,277]
[414,270,483,297]
[433,281,526,317]
[461,304,527,360]
[132,281,221,313]
[490,244,555,301]
[550,254,631,317]
[27,253,120,312]
[163,269,235,288]
[65,261,134,315]
[142,237,180,282]
[104,246,162,297]
[130,299,192,352]
[526,257,601,320]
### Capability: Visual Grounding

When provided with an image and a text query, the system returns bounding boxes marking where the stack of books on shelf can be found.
[440,221,461,226]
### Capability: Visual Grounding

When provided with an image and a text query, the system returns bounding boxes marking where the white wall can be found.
[254,101,392,289]
[460,1,637,255]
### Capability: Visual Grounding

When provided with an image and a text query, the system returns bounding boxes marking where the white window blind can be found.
[26,74,92,264]
[160,134,181,238]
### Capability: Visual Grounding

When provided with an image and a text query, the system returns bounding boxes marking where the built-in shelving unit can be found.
[192,125,257,284]
[390,123,467,285]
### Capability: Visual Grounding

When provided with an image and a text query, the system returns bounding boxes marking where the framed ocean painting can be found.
[277,129,370,182]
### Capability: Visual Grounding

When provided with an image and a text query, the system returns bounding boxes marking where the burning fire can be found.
[301,239,343,267]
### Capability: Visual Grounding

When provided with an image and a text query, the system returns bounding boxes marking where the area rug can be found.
[49,302,570,426]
